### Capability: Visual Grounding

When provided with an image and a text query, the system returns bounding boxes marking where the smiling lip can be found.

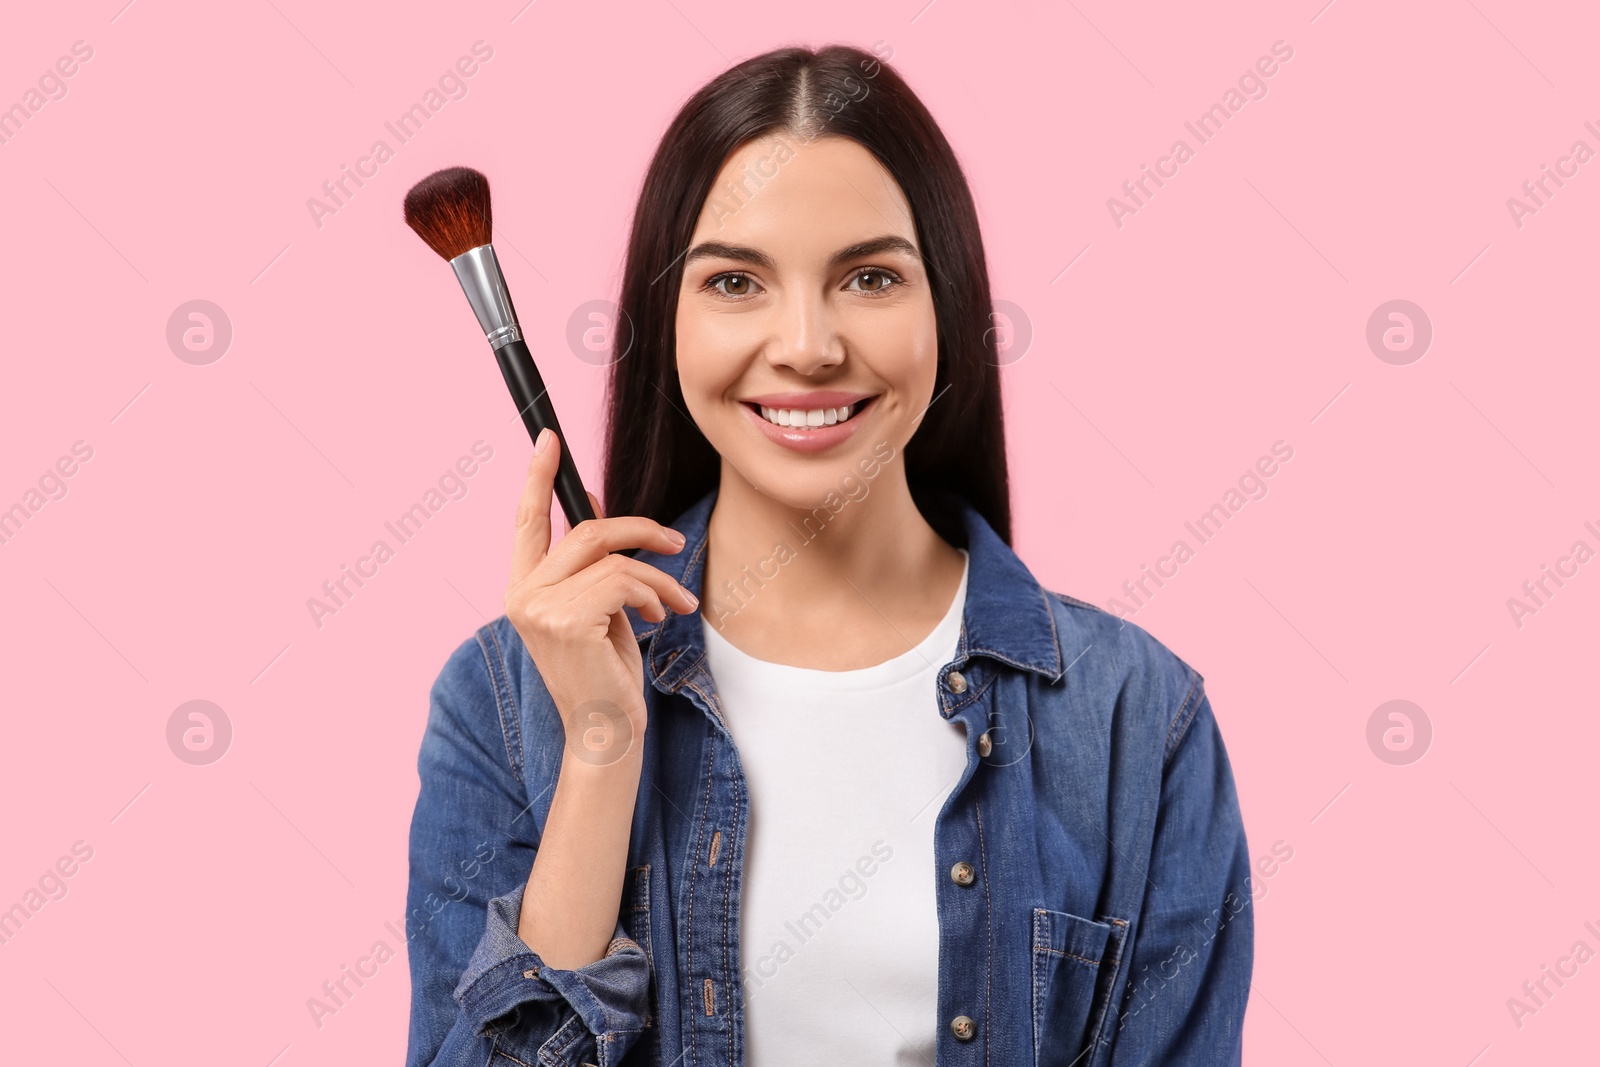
[741,394,878,454]
[741,390,876,408]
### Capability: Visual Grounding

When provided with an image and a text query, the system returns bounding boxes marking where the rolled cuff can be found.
[452,882,650,1065]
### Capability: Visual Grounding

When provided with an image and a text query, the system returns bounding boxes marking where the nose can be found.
[765,287,844,375]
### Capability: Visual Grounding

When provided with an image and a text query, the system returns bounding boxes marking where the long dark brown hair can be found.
[601,43,1012,546]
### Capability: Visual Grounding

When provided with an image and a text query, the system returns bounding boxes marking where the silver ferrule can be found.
[449,244,523,350]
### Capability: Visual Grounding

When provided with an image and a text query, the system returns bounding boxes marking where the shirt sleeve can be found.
[405,628,653,1067]
[1101,675,1255,1065]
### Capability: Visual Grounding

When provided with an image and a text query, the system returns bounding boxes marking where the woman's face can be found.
[675,133,938,510]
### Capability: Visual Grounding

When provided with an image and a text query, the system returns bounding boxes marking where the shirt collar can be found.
[626,485,1064,691]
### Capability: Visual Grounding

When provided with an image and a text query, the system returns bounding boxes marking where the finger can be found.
[553,552,699,615]
[587,490,604,519]
[509,429,559,587]
[542,515,689,586]
[583,571,672,628]
[537,569,671,637]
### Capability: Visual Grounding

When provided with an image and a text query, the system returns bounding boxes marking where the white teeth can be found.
[758,403,858,428]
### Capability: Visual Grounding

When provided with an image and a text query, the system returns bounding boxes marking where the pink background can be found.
[2,0,1596,1062]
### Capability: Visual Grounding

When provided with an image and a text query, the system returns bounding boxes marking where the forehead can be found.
[688,134,918,253]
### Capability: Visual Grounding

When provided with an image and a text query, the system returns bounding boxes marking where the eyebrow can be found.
[682,234,921,271]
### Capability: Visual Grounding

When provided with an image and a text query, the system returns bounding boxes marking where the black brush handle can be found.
[492,337,597,531]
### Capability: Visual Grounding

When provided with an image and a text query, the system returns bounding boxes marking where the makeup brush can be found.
[404,166,597,531]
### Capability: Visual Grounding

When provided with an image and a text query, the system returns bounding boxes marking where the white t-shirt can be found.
[700,549,971,1065]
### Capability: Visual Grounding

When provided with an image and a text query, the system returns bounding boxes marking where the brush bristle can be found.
[403,166,493,260]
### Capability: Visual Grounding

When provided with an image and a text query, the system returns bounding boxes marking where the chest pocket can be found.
[1030,907,1128,1067]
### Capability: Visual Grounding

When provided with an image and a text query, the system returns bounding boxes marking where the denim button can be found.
[976,731,992,758]
[950,861,975,886]
[951,1015,976,1041]
[947,670,967,694]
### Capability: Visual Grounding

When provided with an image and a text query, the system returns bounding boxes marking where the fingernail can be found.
[669,529,686,545]
[684,588,699,607]
[533,428,552,456]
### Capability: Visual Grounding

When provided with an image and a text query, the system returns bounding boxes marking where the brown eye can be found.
[708,273,759,297]
[848,268,901,294]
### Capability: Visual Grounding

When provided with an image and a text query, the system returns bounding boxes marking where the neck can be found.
[700,458,959,637]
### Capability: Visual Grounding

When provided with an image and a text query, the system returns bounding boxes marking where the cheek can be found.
[851,303,938,382]
[911,312,939,370]
[679,306,756,358]
[674,305,745,406]
[676,290,752,356]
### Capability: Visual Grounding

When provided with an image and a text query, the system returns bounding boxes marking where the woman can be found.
[406,43,1252,1067]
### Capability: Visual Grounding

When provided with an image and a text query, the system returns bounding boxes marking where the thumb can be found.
[509,428,559,586]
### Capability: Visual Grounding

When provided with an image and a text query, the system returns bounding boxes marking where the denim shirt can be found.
[405,486,1253,1067]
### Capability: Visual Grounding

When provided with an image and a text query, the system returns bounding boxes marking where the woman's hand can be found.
[504,428,698,767]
